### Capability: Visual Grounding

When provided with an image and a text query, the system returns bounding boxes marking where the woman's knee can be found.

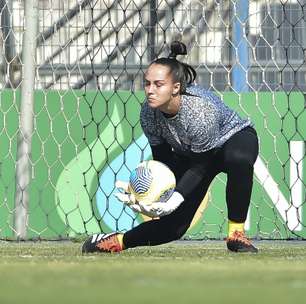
[223,128,259,168]
[225,149,256,169]
[170,224,190,240]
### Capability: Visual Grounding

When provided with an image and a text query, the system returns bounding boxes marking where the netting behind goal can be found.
[0,0,305,240]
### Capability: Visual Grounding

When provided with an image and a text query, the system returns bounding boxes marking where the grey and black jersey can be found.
[140,84,252,155]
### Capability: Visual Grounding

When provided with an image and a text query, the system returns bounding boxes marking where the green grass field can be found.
[0,241,306,304]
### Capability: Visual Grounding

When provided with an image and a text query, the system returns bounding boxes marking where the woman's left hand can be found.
[138,191,184,218]
[114,180,184,218]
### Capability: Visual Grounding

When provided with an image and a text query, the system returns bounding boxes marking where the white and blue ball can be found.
[128,160,176,205]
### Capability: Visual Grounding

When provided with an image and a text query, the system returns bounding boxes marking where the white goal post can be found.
[0,0,304,240]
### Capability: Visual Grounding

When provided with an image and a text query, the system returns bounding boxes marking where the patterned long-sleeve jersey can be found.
[140,84,252,155]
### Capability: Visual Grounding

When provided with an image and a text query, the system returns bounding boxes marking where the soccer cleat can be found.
[82,233,123,253]
[226,231,258,253]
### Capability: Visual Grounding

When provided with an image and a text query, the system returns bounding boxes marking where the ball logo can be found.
[129,166,153,194]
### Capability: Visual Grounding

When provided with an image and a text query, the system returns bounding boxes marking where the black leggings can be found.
[123,127,259,248]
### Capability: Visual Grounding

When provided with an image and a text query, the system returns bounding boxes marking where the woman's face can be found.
[144,63,180,110]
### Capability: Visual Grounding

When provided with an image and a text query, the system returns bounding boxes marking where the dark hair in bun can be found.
[168,40,187,59]
[149,41,197,94]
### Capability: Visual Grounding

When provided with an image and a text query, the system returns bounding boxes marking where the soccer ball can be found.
[128,160,176,205]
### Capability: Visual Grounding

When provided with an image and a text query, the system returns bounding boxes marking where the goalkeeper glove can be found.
[114,180,143,213]
[138,191,184,218]
[114,180,184,218]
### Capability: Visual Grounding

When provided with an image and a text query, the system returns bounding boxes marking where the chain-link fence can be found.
[0,0,305,239]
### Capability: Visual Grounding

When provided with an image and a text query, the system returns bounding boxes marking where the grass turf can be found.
[0,241,306,304]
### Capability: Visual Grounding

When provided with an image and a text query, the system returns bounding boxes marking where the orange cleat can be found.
[226,230,258,253]
[82,233,124,253]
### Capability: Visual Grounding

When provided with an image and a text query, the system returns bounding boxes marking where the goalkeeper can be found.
[82,41,259,254]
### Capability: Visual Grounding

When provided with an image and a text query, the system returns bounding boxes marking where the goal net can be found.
[0,0,305,240]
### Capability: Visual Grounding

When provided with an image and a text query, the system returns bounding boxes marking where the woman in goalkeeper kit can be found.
[82,41,259,254]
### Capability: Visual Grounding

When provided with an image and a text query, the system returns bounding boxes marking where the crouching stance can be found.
[82,41,259,254]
